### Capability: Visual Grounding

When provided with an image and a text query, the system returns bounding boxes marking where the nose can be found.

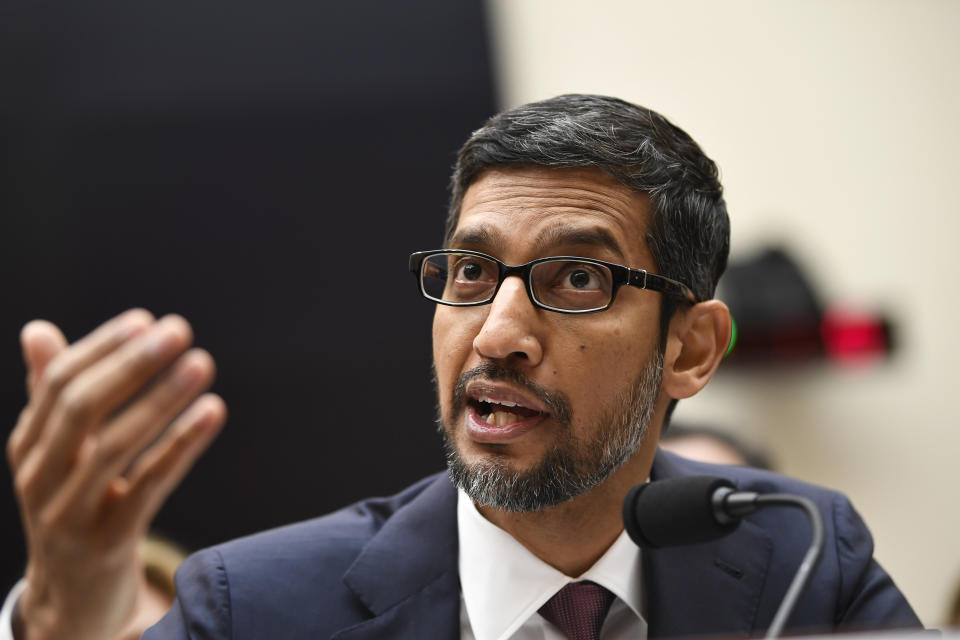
[472,276,544,365]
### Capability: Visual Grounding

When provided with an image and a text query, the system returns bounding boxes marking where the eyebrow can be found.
[447,226,505,253]
[532,225,626,261]
[448,224,627,262]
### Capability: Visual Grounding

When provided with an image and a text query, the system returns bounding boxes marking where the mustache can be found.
[451,361,572,426]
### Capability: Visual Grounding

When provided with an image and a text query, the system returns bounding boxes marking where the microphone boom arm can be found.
[756,494,825,639]
[622,476,826,638]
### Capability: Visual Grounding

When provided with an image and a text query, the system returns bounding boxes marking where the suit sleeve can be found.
[831,494,923,630]
[143,548,233,640]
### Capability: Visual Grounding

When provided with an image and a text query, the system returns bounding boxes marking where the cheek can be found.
[564,311,656,361]
[560,313,659,402]
[432,309,480,396]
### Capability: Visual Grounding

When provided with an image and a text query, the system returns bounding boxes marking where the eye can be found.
[557,265,604,290]
[532,259,612,311]
[566,269,597,289]
[457,260,485,281]
[451,256,497,285]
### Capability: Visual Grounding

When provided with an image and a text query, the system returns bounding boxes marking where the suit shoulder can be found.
[212,472,448,567]
[655,450,921,630]
[155,473,455,639]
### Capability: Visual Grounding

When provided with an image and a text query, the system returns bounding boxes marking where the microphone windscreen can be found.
[622,475,741,548]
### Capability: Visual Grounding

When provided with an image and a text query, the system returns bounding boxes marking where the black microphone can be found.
[622,475,825,638]
[621,475,745,548]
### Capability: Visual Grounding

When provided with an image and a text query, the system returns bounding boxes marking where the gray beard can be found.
[437,350,663,512]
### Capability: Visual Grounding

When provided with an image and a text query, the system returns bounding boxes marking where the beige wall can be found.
[487,0,960,626]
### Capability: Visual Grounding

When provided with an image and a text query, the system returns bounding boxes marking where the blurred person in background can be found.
[659,423,773,470]
[949,574,960,628]
[3,95,924,640]
[113,535,186,640]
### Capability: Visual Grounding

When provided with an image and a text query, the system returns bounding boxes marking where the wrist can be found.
[14,599,58,640]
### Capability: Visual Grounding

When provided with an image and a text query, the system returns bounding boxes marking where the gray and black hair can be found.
[445,94,730,318]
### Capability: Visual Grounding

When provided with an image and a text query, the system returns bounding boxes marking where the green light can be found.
[724,315,738,358]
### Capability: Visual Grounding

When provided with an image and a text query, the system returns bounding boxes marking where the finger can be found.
[16,315,188,508]
[9,322,69,471]
[21,320,68,396]
[10,310,154,471]
[52,349,216,528]
[109,394,226,536]
[9,311,153,472]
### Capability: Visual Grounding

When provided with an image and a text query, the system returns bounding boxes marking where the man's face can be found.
[433,166,667,511]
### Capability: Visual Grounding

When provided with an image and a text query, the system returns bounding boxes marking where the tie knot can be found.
[538,581,616,640]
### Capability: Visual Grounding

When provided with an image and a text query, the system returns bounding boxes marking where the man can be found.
[4,95,921,639]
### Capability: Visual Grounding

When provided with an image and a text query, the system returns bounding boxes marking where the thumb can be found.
[21,320,68,396]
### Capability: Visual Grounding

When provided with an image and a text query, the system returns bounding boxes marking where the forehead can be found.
[452,166,652,266]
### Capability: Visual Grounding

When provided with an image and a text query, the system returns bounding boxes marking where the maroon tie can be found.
[538,581,616,640]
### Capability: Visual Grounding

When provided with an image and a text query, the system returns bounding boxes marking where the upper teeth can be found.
[478,395,520,407]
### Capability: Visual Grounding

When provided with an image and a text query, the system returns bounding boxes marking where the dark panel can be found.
[0,0,495,588]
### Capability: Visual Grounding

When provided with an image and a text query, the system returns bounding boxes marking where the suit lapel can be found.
[644,451,773,638]
[333,475,461,640]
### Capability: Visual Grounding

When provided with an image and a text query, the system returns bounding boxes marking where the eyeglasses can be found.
[409,249,698,314]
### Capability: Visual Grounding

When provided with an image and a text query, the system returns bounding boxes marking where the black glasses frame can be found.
[409,249,698,314]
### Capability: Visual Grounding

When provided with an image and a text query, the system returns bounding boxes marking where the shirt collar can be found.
[457,489,643,640]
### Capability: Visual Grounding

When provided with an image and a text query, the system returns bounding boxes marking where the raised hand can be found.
[6,310,226,640]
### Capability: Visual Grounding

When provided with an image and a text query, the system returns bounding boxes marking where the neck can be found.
[476,445,657,577]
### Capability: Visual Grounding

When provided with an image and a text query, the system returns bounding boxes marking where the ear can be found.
[661,300,731,400]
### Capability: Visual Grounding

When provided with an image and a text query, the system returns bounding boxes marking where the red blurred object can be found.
[820,307,889,363]
[718,248,895,367]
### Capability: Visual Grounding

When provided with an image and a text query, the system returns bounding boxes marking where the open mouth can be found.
[468,395,544,426]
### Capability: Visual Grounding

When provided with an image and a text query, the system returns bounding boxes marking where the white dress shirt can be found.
[457,490,647,640]
[0,579,24,640]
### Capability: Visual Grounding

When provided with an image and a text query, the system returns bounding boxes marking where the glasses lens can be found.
[531,259,614,311]
[421,252,499,304]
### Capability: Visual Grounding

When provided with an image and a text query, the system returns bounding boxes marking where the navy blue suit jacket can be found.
[144,451,921,638]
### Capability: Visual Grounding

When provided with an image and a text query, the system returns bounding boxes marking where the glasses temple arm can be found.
[631,270,699,304]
